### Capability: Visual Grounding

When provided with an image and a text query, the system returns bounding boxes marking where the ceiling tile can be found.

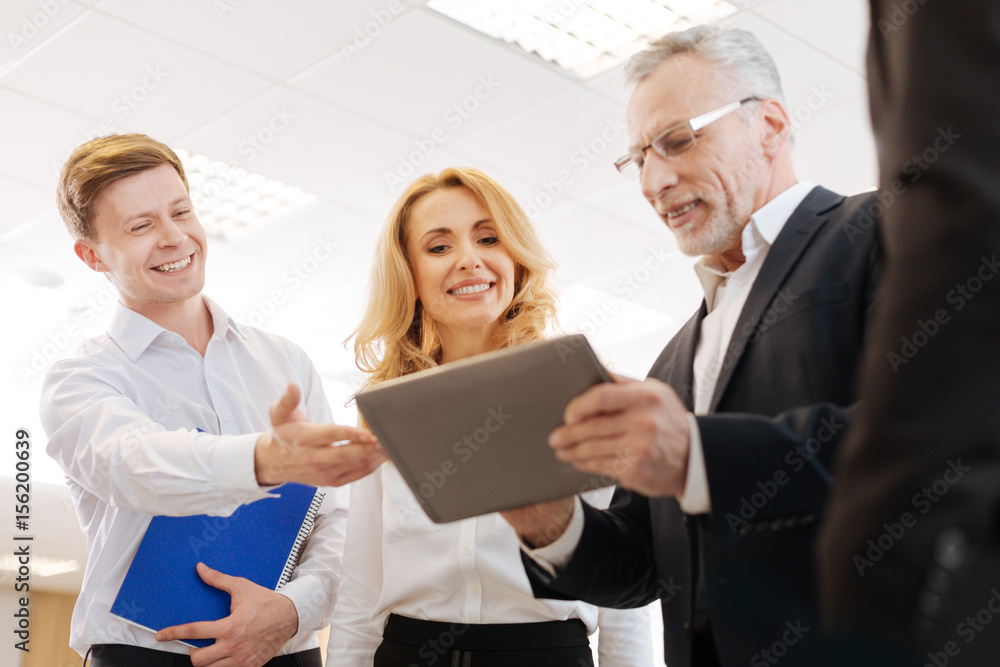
[326,174,407,219]
[227,201,380,265]
[0,0,88,73]
[330,145,514,219]
[180,86,412,200]
[291,9,576,141]
[98,0,422,80]
[793,93,877,194]
[450,86,630,204]
[0,177,56,234]
[583,62,630,106]
[754,0,870,77]
[727,12,867,115]
[0,87,98,190]
[0,11,272,140]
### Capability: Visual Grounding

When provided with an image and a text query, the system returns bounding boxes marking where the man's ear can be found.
[74,238,107,273]
[758,98,792,157]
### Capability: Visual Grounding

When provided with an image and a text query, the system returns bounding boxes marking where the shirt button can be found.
[222,415,230,423]
[470,586,479,594]
[463,547,472,556]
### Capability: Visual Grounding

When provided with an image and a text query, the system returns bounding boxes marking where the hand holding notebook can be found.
[111,483,325,648]
[153,562,298,658]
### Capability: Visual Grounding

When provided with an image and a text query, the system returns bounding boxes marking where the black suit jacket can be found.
[819,3,1000,664]
[524,186,880,666]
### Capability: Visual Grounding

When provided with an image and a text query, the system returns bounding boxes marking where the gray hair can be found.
[625,26,786,106]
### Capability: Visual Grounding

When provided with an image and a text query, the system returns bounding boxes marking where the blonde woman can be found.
[327,168,652,666]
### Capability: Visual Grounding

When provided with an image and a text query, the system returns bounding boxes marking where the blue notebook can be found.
[111,482,325,648]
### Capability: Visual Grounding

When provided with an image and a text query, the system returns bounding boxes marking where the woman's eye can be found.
[480,236,499,246]
[428,245,448,254]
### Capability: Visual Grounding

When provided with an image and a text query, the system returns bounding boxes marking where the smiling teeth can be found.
[667,201,698,218]
[451,283,491,295]
[153,255,191,272]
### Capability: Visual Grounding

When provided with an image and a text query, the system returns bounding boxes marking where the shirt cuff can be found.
[518,496,584,576]
[677,413,711,514]
[208,431,272,501]
[278,577,324,636]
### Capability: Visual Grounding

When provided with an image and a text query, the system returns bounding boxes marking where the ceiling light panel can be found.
[175,149,318,241]
[429,0,737,79]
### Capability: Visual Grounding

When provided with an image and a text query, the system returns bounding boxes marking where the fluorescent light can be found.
[0,553,80,577]
[429,0,739,79]
[174,149,318,241]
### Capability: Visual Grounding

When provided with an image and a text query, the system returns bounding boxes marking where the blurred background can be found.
[0,1,873,664]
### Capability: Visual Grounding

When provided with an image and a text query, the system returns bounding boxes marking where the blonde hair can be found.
[353,168,558,385]
[56,133,188,240]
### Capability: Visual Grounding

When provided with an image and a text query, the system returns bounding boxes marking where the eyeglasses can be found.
[614,97,762,178]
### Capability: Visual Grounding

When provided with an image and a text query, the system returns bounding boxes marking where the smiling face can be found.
[627,54,768,260]
[405,186,516,352]
[73,163,207,318]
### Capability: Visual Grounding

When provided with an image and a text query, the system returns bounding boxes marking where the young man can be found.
[503,27,881,666]
[42,133,384,667]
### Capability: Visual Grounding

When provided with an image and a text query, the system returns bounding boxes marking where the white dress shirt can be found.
[525,182,816,567]
[41,297,348,657]
[327,462,652,666]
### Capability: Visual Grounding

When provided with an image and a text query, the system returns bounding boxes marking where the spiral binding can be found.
[277,488,326,588]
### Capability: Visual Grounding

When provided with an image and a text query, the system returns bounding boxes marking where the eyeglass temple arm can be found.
[689,97,762,131]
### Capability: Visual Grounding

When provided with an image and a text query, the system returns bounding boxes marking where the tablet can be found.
[355,334,615,523]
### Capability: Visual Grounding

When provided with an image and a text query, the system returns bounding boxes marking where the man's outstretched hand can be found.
[254,384,386,487]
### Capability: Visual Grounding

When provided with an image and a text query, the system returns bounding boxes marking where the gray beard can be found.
[673,208,746,258]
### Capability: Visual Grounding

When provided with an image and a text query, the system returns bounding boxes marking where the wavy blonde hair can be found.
[353,168,558,385]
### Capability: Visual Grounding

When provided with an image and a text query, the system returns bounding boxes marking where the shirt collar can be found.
[203,296,246,342]
[107,302,165,362]
[693,181,815,306]
[107,295,244,362]
[747,180,816,250]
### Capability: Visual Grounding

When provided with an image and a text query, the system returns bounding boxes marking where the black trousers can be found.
[88,643,322,667]
[373,614,594,667]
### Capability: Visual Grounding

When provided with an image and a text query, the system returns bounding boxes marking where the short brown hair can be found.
[56,133,188,240]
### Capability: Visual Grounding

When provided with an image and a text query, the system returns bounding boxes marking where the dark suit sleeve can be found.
[698,402,852,533]
[523,490,663,609]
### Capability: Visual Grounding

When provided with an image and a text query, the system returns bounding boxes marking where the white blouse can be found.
[327,462,652,666]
